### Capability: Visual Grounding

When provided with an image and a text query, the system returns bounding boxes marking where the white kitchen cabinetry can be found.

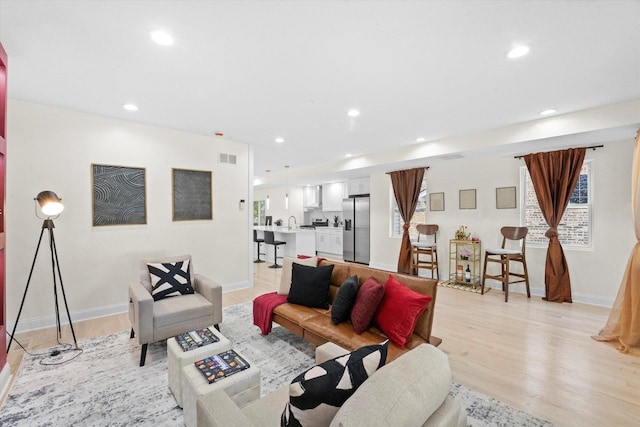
[347,178,370,196]
[315,227,343,256]
[303,185,321,208]
[322,182,347,212]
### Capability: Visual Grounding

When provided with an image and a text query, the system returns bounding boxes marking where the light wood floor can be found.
[4,262,639,426]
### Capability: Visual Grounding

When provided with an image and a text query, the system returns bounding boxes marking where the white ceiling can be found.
[1,0,639,187]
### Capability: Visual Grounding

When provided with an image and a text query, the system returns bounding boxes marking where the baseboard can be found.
[7,280,253,334]
[369,263,614,308]
[7,302,129,335]
[475,283,614,307]
[367,261,396,272]
[222,280,250,293]
[0,362,13,404]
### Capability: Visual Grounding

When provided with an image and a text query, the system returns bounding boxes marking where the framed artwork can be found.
[92,164,147,226]
[172,168,213,221]
[429,192,445,211]
[496,186,517,209]
[459,189,476,210]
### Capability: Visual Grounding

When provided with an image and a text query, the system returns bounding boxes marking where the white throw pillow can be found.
[277,256,318,295]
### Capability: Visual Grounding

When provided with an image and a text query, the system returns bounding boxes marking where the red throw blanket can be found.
[253,292,288,335]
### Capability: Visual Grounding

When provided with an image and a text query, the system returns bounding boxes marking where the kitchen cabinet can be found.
[315,227,343,256]
[303,185,321,208]
[347,177,370,196]
[321,182,347,212]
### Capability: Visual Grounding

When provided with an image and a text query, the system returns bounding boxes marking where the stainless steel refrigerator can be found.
[343,196,370,264]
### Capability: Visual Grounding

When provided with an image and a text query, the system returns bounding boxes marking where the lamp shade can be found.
[36,191,64,216]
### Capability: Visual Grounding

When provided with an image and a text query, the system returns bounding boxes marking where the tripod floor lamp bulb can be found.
[36,190,64,217]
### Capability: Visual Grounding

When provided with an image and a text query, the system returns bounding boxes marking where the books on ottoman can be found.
[175,327,220,352]
[195,349,251,384]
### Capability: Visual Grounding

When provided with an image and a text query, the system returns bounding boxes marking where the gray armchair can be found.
[128,254,223,366]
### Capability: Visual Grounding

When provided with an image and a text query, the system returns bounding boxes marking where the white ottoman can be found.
[182,349,260,427]
[167,328,232,408]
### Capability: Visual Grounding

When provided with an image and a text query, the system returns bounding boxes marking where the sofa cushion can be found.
[331,275,359,325]
[287,264,334,309]
[303,315,388,351]
[282,341,389,427]
[374,275,433,348]
[329,344,451,427]
[277,256,319,295]
[350,276,385,334]
[147,260,194,301]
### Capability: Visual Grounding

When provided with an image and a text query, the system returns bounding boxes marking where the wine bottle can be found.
[465,264,471,282]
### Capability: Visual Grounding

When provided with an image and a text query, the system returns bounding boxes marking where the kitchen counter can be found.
[254,226,316,260]
[254,225,316,234]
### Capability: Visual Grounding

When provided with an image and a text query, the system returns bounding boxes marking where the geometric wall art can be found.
[172,168,213,221]
[92,164,147,226]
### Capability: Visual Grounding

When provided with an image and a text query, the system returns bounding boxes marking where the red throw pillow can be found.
[374,275,433,348]
[350,276,385,334]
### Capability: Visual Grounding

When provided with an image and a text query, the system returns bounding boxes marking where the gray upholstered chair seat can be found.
[128,254,223,366]
[153,293,214,328]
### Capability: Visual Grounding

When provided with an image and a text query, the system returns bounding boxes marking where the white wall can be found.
[6,100,250,331]
[369,138,636,306]
[254,186,303,226]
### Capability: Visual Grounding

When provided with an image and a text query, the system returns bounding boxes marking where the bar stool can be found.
[481,226,530,302]
[253,230,265,263]
[411,224,439,279]
[263,230,286,268]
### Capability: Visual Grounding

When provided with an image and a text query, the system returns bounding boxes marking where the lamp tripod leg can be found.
[49,226,78,349]
[6,227,46,353]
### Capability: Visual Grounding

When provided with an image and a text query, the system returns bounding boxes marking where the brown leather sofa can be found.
[272,259,441,362]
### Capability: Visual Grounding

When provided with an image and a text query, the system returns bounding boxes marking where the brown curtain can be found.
[389,167,425,274]
[593,130,640,354]
[524,147,586,303]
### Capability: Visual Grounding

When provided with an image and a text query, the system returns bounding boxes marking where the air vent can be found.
[218,153,237,165]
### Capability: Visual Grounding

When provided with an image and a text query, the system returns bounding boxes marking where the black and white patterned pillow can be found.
[147,260,194,301]
[281,341,389,426]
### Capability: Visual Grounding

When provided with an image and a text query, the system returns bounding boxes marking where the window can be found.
[520,160,592,249]
[390,177,427,238]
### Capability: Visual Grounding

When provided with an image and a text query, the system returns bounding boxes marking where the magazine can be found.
[194,349,251,384]
[174,327,219,352]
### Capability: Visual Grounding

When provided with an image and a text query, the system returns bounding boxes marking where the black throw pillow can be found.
[287,263,334,309]
[331,275,359,325]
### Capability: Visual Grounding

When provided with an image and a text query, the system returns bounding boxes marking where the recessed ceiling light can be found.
[415,137,427,143]
[275,137,285,143]
[122,103,138,111]
[149,30,174,46]
[507,45,530,59]
[540,109,557,116]
[347,109,360,117]
[345,153,353,158]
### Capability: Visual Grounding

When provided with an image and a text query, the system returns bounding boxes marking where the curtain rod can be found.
[514,144,604,159]
[385,166,429,175]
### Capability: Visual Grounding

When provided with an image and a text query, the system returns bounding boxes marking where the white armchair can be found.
[128,254,223,366]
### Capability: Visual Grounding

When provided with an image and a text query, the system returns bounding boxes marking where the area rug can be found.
[439,279,489,294]
[0,302,551,426]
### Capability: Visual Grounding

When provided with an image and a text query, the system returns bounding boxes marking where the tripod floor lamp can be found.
[7,191,78,353]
